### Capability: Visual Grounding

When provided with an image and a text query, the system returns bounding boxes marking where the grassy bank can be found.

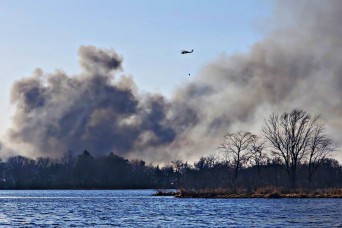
[175,187,342,198]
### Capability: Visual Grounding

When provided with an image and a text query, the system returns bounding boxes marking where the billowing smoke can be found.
[5,46,186,161]
[2,0,342,162]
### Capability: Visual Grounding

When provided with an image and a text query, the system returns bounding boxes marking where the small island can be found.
[165,109,341,199]
[175,188,342,198]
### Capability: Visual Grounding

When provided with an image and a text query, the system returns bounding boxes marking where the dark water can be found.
[0,190,341,227]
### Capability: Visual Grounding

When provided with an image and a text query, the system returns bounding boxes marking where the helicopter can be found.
[180,49,194,54]
[180,49,194,76]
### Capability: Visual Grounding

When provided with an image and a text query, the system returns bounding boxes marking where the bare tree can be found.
[171,160,185,187]
[307,124,336,184]
[60,150,76,166]
[262,109,318,188]
[248,137,267,175]
[220,131,256,182]
[194,154,219,171]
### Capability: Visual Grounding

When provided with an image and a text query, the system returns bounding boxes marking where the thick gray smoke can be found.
[2,1,342,162]
[5,46,183,160]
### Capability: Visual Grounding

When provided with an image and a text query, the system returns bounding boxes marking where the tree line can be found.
[0,109,340,190]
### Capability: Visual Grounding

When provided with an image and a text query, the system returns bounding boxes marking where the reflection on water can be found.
[0,190,341,227]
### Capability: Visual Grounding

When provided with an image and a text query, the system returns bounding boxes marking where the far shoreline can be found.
[153,188,342,199]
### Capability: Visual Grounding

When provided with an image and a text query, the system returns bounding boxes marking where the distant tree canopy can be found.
[0,150,340,190]
[0,151,177,189]
[0,109,338,190]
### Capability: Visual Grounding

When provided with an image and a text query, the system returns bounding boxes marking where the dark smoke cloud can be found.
[5,46,186,160]
[3,1,342,162]
[79,46,122,74]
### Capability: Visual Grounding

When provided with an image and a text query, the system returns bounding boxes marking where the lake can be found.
[0,190,341,227]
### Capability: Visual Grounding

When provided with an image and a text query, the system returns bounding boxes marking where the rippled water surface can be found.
[0,190,341,227]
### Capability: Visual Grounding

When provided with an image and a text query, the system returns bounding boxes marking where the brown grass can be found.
[175,187,342,198]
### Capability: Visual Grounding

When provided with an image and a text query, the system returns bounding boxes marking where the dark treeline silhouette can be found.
[0,109,340,190]
[176,156,342,191]
[0,151,177,189]
[0,150,341,190]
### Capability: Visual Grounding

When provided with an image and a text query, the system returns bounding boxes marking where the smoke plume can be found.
[2,1,342,162]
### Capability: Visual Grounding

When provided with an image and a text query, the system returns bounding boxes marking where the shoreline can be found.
[175,193,342,199]
[173,188,342,199]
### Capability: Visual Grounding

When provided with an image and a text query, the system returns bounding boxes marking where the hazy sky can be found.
[0,0,272,135]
